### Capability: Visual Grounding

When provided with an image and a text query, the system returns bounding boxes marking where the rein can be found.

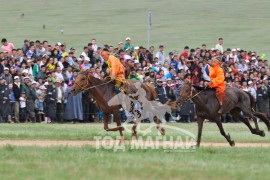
[179,86,205,106]
[186,88,204,101]
[74,73,113,91]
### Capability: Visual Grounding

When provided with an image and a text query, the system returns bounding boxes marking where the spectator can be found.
[1,38,15,56]
[180,46,189,59]
[124,37,134,52]
[91,38,98,52]
[55,79,65,123]
[26,45,36,59]
[2,67,13,84]
[24,79,38,123]
[13,76,21,122]
[22,39,30,54]
[155,45,166,66]
[8,83,16,123]
[45,78,57,123]
[64,77,83,122]
[19,92,27,122]
[215,37,224,54]
[0,77,10,123]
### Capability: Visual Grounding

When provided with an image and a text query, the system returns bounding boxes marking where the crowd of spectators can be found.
[0,37,269,123]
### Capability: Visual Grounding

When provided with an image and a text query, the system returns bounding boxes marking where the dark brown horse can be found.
[176,80,270,147]
[71,70,165,142]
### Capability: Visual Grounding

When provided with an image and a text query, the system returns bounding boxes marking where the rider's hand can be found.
[111,75,116,80]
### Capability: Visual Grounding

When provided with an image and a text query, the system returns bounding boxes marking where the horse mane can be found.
[144,82,157,100]
[192,85,205,91]
[81,70,114,86]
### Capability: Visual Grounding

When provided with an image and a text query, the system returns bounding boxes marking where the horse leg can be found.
[214,117,235,146]
[114,111,124,144]
[231,110,265,137]
[253,112,270,131]
[155,116,165,135]
[103,113,109,130]
[252,116,260,131]
[196,117,204,147]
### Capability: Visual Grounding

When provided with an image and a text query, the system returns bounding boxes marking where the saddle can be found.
[104,76,133,94]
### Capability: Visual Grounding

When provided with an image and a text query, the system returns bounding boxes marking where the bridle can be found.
[178,84,204,106]
[74,72,113,92]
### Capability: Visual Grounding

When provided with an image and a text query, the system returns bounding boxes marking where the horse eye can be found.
[81,78,85,81]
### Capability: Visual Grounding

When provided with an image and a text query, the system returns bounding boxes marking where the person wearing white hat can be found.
[83,56,91,70]
[3,67,13,84]
[118,42,124,51]
[247,81,256,101]
[13,75,21,122]
[55,78,65,123]
[22,69,29,74]
[124,37,134,52]
[134,46,140,61]
[36,84,46,115]
[124,54,131,60]
[226,48,239,63]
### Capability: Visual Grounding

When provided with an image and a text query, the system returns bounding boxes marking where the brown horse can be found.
[176,80,270,147]
[71,70,165,142]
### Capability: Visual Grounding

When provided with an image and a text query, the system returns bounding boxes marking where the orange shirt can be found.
[209,64,226,90]
[107,55,125,78]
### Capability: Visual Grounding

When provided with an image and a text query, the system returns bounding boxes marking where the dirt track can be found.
[0,140,270,148]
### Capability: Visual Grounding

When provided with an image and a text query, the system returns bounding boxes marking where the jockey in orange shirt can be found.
[101,49,126,88]
[205,57,226,114]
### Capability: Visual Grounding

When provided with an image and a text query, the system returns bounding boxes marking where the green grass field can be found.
[1,1,270,179]
[0,145,269,180]
[1,0,270,55]
[0,123,269,143]
[0,123,269,179]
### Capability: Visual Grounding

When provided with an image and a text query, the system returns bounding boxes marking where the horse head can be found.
[71,70,91,96]
[176,79,192,107]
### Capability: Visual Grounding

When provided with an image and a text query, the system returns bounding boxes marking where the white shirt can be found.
[55,72,64,81]
[56,86,63,103]
[226,54,239,63]
[248,87,257,100]
[215,43,223,54]
[238,64,248,72]
[19,97,26,108]
[178,61,188,71]
[58,61,64,70]
[66,71,72,79]
[92,44,98,52]
[155,51,166,66]
[81,52,88,59]
[201,64,210,81]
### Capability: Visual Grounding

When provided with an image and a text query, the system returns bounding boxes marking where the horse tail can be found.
[244,91,255,112]
[144,82,157,100]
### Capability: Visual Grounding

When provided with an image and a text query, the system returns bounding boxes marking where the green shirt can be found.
[124,43,134,52]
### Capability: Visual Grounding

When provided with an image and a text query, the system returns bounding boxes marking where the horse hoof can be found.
[159,128,165,135]
[260,131,265,137]
[131,135,137,140]
[230,141,235,147]
[190,145,199,148]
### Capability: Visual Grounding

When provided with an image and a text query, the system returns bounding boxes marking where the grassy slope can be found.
[0,146,269,180]
[0,0,270,55]
[0,123,269,143]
